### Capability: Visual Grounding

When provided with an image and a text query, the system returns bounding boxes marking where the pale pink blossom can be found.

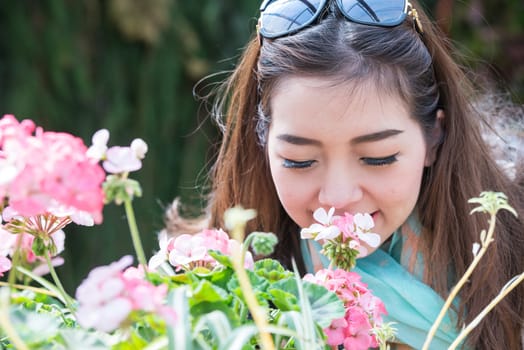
[103,146,142,174]
[0,256,11,276]
[76,255,176,332]
[150,228,254,272]
[168,234,208,269]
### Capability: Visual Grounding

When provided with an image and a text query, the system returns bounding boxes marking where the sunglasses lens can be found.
[259,0,325,38]
[337,0,407,26]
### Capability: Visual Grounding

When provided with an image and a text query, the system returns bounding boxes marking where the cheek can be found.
[381,158,426,205]
[268,161,316,226]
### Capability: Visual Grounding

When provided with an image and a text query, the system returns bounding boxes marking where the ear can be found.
[424,109,445,167]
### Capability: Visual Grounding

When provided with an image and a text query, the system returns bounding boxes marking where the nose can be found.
[318,165,363,209]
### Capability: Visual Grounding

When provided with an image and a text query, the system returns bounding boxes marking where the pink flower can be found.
[0,256,11,277]
[0,115,105,223]
[149,228,254,272]
[343,307,374,349]
[76,255,176,332]
[304,268,387,350]
[168,234,209,269]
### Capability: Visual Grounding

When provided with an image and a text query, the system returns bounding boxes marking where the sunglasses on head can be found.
[258,0,422,39]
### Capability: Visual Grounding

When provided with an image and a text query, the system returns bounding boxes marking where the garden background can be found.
[0,0,522,293]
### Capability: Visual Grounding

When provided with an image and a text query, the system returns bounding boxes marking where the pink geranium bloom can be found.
[304,268,387,350]
[0,115,106,223]
[343,307,374,349]
[168,234,208,269]
[76,255,176,332]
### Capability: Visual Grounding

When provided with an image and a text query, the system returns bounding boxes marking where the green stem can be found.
[7,235,23,287]
[124,198,148,269]
[44,253,75,313]
[231,225,274,350]
[0,281,59,297]
[422,213,497,350]
[448,272,524,349]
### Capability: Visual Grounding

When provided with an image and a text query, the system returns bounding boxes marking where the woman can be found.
[181,0,524,348]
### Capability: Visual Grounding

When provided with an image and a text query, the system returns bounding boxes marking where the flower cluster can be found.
[86,128,147,175]
[148,228,254,272]
[304,268,388,349]
[0,114,107,278]
[0,114,105,222]
[301,207,381,270]
[75,255,176,333]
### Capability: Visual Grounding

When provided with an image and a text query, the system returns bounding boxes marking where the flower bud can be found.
[250,232,278,256]
[130,138,148,159]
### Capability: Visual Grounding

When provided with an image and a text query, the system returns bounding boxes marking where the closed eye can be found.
[361,153,399,166]
[282,159,316,169]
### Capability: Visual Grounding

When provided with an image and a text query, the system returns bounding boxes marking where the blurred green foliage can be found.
[0,0,260,292]
[0,0,522,292]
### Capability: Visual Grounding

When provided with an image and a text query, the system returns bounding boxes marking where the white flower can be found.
[353,213,381,247]
[103,146,142,174]
[86,129,109,160]
[130,138,148,159]
[300,207,341,241]
[148,231,171,270]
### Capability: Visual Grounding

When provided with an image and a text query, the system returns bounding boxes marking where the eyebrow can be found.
[276,129,403,146]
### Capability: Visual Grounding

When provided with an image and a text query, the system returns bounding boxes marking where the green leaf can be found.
[191,301,240,325]
[227,269,270,294]
[192,310,232,348]
[204,266,234,290]
[208,250,234,268]
[268,288,300,311]
[221,324,260,350]
[60,329,111,349]
[271,277,344,328]
[190,280,231,305]
[254,259,293,282]
[8,307,61,345]
[168,287,193,350]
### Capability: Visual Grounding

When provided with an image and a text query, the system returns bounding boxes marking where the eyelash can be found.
[282,159,316,169]
[282,153,399,169]
[361,153,399,166]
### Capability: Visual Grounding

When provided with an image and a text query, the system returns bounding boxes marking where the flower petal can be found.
[358,232,381,247]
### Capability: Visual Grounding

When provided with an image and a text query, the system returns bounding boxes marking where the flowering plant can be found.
[0,114,521,350]
[0,114,393,349]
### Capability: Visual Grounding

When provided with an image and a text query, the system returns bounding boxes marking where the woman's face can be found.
[266,76,433,255]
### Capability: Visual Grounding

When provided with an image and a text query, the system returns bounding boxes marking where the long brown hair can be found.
[206,1,524,348]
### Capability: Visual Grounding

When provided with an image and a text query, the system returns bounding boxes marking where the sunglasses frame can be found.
[258,0,415,39]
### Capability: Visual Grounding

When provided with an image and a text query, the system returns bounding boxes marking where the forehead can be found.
[268,75,417,139]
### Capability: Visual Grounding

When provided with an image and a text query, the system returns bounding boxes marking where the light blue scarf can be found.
[300,214,461,349]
